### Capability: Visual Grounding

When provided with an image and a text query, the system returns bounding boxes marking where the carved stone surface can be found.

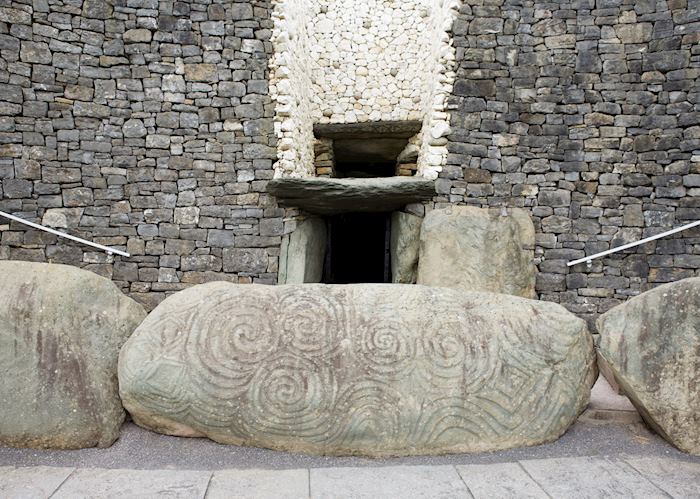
[390,212,421,284]
[0,261,146,449]
[119,283,595,457]
[416,206,536,298]
[597,278,700,455]
[268,177,435,214]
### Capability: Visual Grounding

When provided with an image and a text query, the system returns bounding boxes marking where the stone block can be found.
[231,3,253,19]
[278,218,326,284]
[162,75,186,92]
[223,248,268,273]
[3,179,32,198]
[416,206,536,298]
[73,101,110,119]
[119,283,595,457]
[19,42,51,64]
[643,51,691,72]
[453,80,496,98]
[614,23,653,44]
[123,29,152,43]
[390,212,421,284]
[207,229,235,248]
[538,189,571,208]
[184,64,218,83]
[123,119,147,138]
[42,208,83,228]
[0,7,31,24]
[82,0,112,19]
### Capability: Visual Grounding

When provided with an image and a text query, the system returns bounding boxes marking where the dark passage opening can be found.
[313,121,422,178]
[333,138,408,178]
[323,213,391,284]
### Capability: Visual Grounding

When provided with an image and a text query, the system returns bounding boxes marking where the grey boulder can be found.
[597,278,700,455]
[390,211,421,284]
[119,282,594,457]
[417,206,536,298]
[0,261,146,449]
[278,217,327,284]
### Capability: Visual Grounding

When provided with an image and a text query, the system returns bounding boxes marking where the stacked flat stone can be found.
[0,0,281,310]
[313,138,335,177]
[1,0,700,325]
[440,0,700,328]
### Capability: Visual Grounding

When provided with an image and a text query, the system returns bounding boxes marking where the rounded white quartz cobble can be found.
[269,0,461,179]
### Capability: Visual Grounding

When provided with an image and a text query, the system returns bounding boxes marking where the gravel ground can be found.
[2,378,698,471]
[1,418,699,471]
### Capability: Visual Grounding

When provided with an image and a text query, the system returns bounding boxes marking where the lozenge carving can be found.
[119,283,595,456]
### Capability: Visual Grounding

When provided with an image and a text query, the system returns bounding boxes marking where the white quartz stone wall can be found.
[270,0,461,179]
[270,0,316,177]
[417,0,460,180]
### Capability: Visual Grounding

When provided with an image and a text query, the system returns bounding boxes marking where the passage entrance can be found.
[323,213,391,284]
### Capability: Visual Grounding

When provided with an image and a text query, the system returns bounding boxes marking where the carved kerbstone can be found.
[119,283,595,457]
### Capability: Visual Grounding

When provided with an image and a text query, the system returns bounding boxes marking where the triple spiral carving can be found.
[119,283,592,456]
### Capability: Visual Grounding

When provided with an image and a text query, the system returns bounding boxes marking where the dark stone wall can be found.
[1,0,699,323]
[444,0,700,327]
[0,0,279,309]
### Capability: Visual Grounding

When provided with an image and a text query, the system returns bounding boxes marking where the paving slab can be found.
[51,468,211,499]
[0,466,74,499]
[520,456,669,499]
[206,468,308,499]
[310,465,470,499]
[625,456,700,499]
[456,462,549,498]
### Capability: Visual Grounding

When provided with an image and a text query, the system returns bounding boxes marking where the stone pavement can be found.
[2,454,700,498]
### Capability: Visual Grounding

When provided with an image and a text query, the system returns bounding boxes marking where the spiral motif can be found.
[358,318,416,377]
[241,353,335,441]
[277,287,347,358]
[423,319,468,370]
[184,290,280,397]
[119,283,591,456]
[419,318,469,387]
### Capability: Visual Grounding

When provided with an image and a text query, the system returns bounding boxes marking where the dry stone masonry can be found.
[119,282,596,457]
[269,0,460,178]
[0,0,280,311]
[440,0,700,327]
[0,0,699,326]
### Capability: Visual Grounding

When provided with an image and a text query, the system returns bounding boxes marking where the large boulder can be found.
[0,261,146,449]
[416,206,536,298]
[119,283,595,457]
[597,278,700,455]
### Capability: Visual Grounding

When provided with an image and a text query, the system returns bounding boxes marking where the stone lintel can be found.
[268,177,435,214]
[313,121,423,139]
